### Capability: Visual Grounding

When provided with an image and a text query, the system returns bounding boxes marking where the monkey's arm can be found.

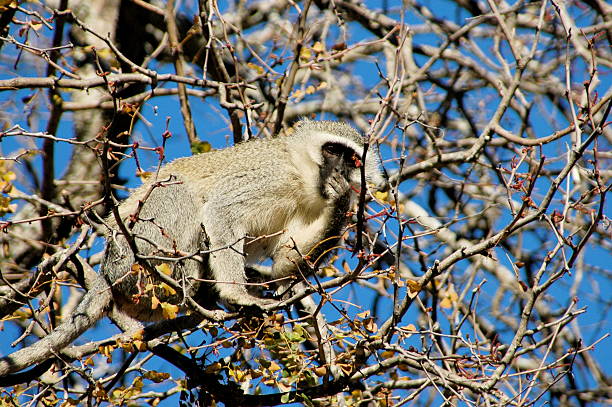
[201,200,278,309]
[273,192,351,277]
[0,274,112,376]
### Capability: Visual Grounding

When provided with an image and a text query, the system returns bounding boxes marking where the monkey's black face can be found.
[321,142,360,168]
[319,142,360,200]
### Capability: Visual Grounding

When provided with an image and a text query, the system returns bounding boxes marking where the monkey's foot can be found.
[219,291,279,312]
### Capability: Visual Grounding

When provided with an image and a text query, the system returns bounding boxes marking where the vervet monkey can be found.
[0,120,383,376]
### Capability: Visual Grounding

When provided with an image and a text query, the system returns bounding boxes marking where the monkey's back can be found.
[163,137,319,236]
[102,177,208,321]
[100,122,377,318]
[102,136,300,319]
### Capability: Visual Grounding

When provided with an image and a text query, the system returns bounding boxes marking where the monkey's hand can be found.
[324,170,351,201]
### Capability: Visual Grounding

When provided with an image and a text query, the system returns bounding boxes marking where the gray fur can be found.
[0,120,382,375]
[105,119,381,316]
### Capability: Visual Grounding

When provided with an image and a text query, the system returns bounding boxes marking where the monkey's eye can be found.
[322,142,361,168]
[322,142,345,157]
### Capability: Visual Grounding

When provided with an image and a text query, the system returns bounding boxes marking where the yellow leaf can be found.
[299,47,312,61]
[131,263,145,274]
[160,302,178,319]
[314,366,327,377]
[1,170,16,182]
[30,21,43,31]
[305,85,316,94]
[351,389,363,398]
[98,344,114,363]
[364,318,377,333]
[205,362,222,373]
[94,48,114,61]
[137,170,153,180]
[318,81,328,90]
[406,280,421,299]
[268,361,281,372]
[176,379,188,391]
[0,196,16,216]
[356,310,370,319]
[119,340,133,352]
[151,296,160,310]
[160,282,176,296]
[398,363,411,371]
[92,383,107,400]
[0,1,17,9]
[440,284,458,309]
[120,102,137,114]
[312,41,325,54]
[321,266,336,277]
[191,140,212,154]
[374,191,389,202]
[144,371,170,383]
[440,297,453,309]
[276,380,292,392]
[291,89,304,100]
[133,340,147,351]
[247,62,264,75]
[156,263,172,276]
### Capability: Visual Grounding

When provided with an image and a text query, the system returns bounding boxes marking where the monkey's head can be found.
[289,120,385,199]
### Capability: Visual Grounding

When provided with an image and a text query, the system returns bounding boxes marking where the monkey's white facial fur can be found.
[287,121,384,201]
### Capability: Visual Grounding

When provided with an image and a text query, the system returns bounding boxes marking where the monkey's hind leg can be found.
[201,211,277,310]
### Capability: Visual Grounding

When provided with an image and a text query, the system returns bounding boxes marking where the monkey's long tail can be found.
[0,275,112,378]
